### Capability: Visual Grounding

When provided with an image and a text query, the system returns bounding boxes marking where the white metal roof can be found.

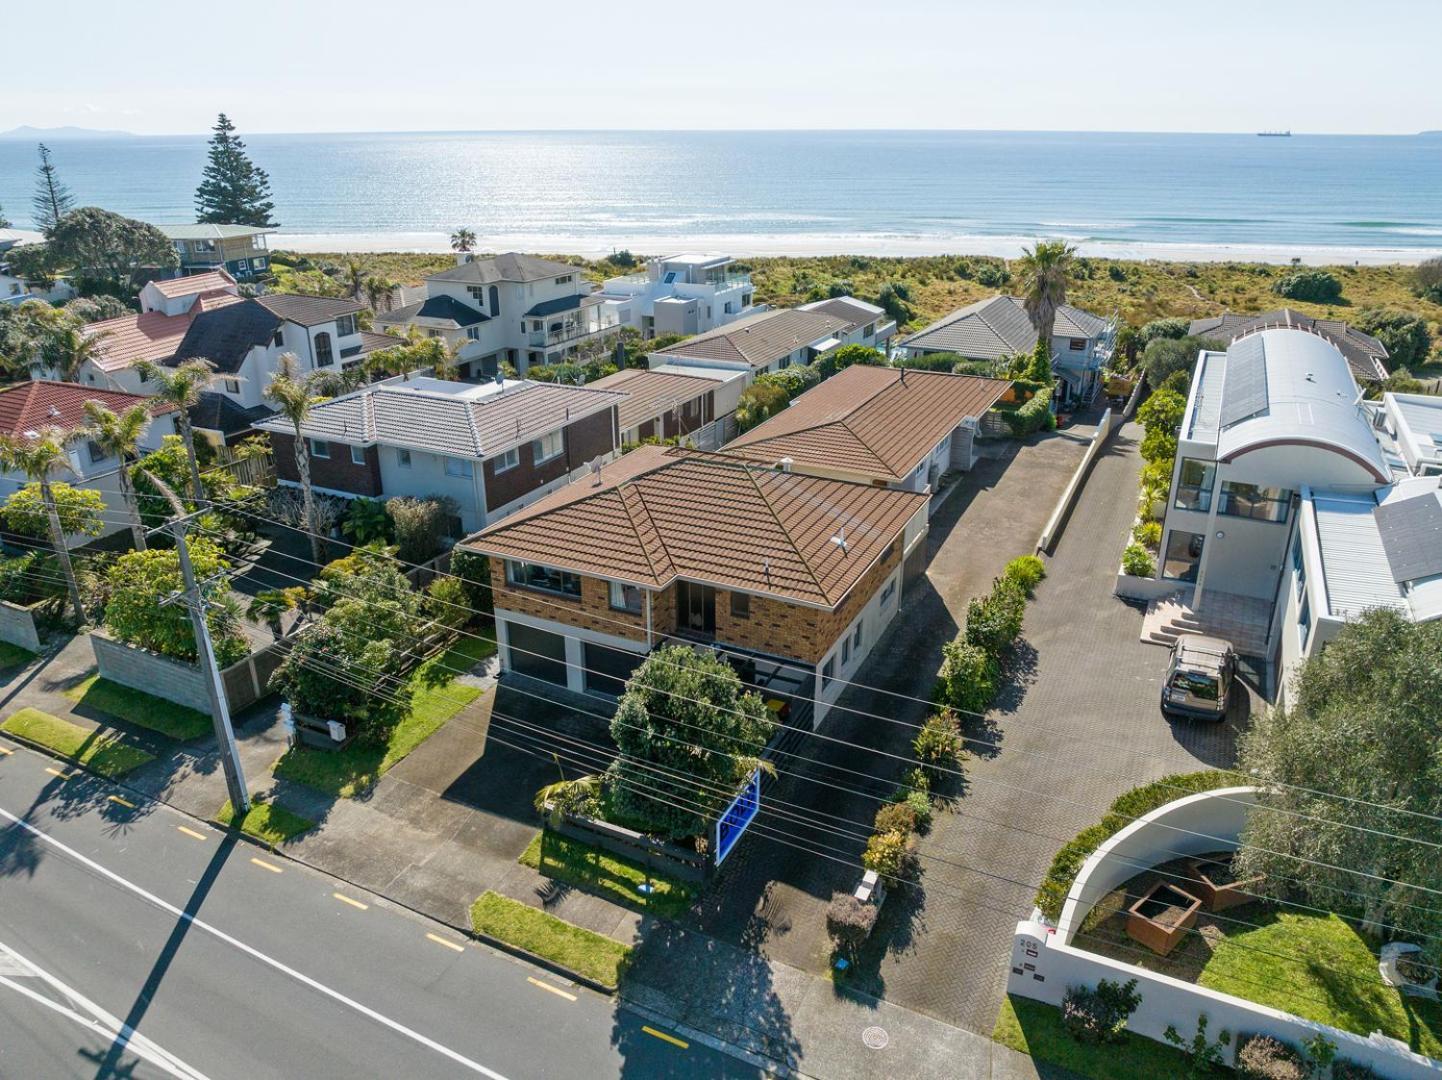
[1384,392,1442,475]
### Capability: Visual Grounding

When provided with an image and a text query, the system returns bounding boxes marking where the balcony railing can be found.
[528,317,622,349]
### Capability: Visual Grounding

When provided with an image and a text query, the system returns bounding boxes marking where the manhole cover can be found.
[862,1026,889,1050]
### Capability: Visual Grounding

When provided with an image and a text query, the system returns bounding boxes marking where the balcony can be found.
[528,314,622,350]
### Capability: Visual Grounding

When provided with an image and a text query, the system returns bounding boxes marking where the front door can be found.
[678,581,715,637]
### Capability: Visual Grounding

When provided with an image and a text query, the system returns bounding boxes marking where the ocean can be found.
[2,130,1440,263]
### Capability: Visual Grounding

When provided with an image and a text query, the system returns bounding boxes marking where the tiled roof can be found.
[899,295,1107,358]
[253,377,624,459]
[589,368,720,431]
[465,445,926,608]
[428,252,581,285]
[723,366,1011,480]
[255,294,364,327]
[83,304,215,372]
[0,380,176,440]
[188,392,275,441]
[172,299,283,374]
[655,309,850,369]
[798,296,886,331]
[1188,309,1390,383]
[149,269,236,298]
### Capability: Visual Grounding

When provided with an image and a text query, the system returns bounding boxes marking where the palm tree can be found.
[0,428,87,624]
[265,353,325,565]
[82,400,153,551]
[343,259,367,301]
[1017,240,1077,354]
[135,358,222,502]
[363,275,396,312]
[450,228,476,254]
[42,319,110,382]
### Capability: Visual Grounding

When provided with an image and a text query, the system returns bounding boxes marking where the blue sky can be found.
[4,0,1438,135]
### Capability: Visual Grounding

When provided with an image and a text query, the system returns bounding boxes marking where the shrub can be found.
[1002,394,1054,437]
[893,351,972,373]
[342,497,392,545]
[2,482,106,540]
[973,260,1011,287]
[1121,542,1156,578]
[1141,336,1222,387]
[1002,554,1046,596]
[1331,1062,1379,1080]
[1139,317,1189,344]
[735,380,791,432]
[1235,1034,1306,1080]
[0,551,61,604]
[964,578,1027,658]
[1415,256,1442,303]
[1136,388,1187,436]
[1272,269,1342,303]
[104,540,248,666]
[1354,307,1432,368]
[1132,521,1162,549]
[861,830,913,881]
[424,574,472,630]
[873,801,917,837]
[913,710,964,778]
[935,639,998,715]
[1107,263,1127,282]
[817,343,885,379]
[903,790,932,831]
[386,495,458,563]
[1060,979,1141,1045]
[826,892,879,958]
[447,548,493,617]
[1139,425,1178,465]
[1159,369,1190,396]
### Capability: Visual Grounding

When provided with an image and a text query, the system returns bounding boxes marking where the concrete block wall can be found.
[0,601,42,653]
[90,632,211,712]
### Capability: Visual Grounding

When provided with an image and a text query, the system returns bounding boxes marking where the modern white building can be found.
[599,254,757,339]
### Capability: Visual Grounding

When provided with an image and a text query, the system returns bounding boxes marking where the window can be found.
[881,541,897,564]
[272,329,284,347]
[336,314,357,338]
[532,431,564,464]
[1069,338,1087,352]
[507,560,582,597]
[489,285,500,316]
[467,285,484,302]
[444,457,474,479]
[86,441,107,464]
[880,579,897,607]
[554,275,573,285]
[1219,481,1292,523]
[308,439,329,459]
[1173,458,1216,512]
[1298,591,1312,649]
[466,326,480,341]
[223,379,240,394]
[609,580,642,613]
[1291,533,1306,592]
[493,447,519,472]
[853,620,863,650]
[821,655,835,689]
[842,636,851,666]
[427,329,441,338]
[863,322,876,338]
[350,445,366,466]
[253,256,267,270]
[731,591,750,619]
[235,259,249,272]
[314,331,334,367]
[396,448,412,469]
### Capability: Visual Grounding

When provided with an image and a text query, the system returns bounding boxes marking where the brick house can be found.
[256,376,625,533]
[460,445,929,724]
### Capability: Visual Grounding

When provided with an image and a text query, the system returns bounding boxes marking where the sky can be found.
[3,0,1438,136]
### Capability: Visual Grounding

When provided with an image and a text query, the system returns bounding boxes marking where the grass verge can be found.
[469,890,629,989]
[993,995,1187,1080]
[217,798,316,846]
[519,830,697,919]
[0,642,35,669]
[274,635,488,799]
[65,675,211,741]
[1,707,155,778]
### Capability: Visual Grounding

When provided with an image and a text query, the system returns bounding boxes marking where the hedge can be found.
[1003,394,1056,437]
[1034,770,1235,920]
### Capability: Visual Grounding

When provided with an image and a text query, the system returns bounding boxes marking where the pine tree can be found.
[194,113,277,227]
[32,144,75,235]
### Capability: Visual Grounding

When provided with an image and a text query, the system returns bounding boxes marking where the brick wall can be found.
[483,408,617,511]
[271,433,382,497]
[488,559,650,643]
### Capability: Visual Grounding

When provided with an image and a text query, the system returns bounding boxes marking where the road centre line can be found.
[176,825,208,841]
[109,795,137,809]
[250,857,283,873]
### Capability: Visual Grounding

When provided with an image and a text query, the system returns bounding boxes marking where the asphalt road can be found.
[0,739,762,1080]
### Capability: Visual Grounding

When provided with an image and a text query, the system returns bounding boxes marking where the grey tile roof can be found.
[654,309,850,368]
[188,392,275,441]
[899,295,1106,358]
[378,294,490,329]
[1188,309,1390,383]
[526,293,599,317]
[255,294,365,327]
[428,252,582,285]
[798,296,886,331]
[172,299,283,373]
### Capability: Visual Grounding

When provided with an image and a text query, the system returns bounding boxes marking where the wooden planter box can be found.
[1185,853,1264,912]
[1126,881,1203,956]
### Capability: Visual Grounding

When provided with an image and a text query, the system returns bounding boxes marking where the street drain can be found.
[862,1026,889,1050]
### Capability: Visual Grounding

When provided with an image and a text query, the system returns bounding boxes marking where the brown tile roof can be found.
[588,367,719,431]
[149,269,236,299]
[465,445,926,608]
[0,381,175,441]
[655,309,850,369]
[80,292,238,373]
[722,366,1011,481]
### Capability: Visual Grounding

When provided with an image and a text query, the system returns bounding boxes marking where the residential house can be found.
[376,253,624,378]
[0,381,178,547]
[646,308,859,380]
[255,376,626,533]
[897,295,1116,406]
[461,445,929,723]
[1189,308,1389,385]
[599,254,757,338]
[588,366,745,450]
[721,365,1011,533]
[158,224,274,281]
[0,226,73,306]
[797,296,898,355]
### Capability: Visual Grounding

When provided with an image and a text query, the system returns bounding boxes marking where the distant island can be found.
[0,124,136,140]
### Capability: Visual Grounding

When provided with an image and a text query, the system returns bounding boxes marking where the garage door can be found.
[507,622,568,686]
[584,642,645,697]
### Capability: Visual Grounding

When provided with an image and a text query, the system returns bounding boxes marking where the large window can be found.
[1173,459,1216,512]
[314,331,334,367]
[493,447,519,473]
[1162,530,1205,583]
[1219,481,1292,523]
[609,580,642,614]
[335,314,357,338]
[507,560,582,597]
[444,457,474,479]
[532,431,564,464]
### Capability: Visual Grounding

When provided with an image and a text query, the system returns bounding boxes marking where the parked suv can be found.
[1160,635,1236,721]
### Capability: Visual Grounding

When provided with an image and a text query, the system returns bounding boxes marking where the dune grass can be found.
[519,830,697,919]
[216,798,316,846]
[1,707,154,778]
[469,890,630,989]
[64,676,211,741]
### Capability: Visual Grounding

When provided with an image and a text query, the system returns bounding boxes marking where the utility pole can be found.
[169,518,249,814]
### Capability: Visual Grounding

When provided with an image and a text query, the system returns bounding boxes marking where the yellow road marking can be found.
[527,976,577,1001]
[0,745,13,755]
[44,767,72,780]
[333,892,368,910]
[176,826,207,841]
[426,932,464,953]
[107,795,136,809]
[250,857,283,874]
[642,1026,688,1049]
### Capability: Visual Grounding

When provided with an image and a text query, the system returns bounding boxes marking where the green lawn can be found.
[469,890,630,989]
[273,635,488,799]
[993,995,1189,1080]
[519,830,697,919]
[65,676,211,741]
[217,798,316,846]
[1198,910,1442,1059]
[0,642,35,670]
[1,707,155,778]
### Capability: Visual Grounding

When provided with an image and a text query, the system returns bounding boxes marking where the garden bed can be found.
[993,994,1188,1080]
[518,829,697,919]
[216,798,316,846]
[469,890,630,990]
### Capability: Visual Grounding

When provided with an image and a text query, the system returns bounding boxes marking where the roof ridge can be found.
[971,296,1026,349]
[745,466,828,603]
[462,397,484,454]
[617,479,671,584]
[834,415,898,474]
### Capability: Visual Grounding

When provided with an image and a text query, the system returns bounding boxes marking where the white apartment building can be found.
[599,253,757,339]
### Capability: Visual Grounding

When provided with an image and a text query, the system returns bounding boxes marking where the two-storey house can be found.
[796,296,898,355]
[255,376,626,533]
[646,308,860,381]
[158,224,274,281]
[587,366,746,450]
[599,253,758,339]
[462,445,929,724]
